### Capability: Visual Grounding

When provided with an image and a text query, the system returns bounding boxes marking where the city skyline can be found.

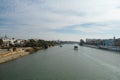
[0,0,120,41]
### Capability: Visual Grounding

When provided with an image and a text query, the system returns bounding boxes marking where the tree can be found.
[0,39,3,46]
[25,39,37,47]
[79,39,84,46]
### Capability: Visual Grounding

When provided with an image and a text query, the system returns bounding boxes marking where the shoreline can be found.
[0,47,41,64]
[0,51,29,64]
[82,44,120,51]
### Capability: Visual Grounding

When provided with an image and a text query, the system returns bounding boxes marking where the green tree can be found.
[79,39,84,46]
[0,39,3,46]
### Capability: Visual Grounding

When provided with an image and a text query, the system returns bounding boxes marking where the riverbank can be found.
[0,47,42,64]
[83,44,120,51]
[0,49,9,54]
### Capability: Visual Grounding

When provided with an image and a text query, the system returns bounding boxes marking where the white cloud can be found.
[1,0,120,40]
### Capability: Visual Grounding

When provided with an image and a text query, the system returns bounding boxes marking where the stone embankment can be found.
[83,44,120,51]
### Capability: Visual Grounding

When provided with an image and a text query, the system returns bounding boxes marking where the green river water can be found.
[0,44,120,80]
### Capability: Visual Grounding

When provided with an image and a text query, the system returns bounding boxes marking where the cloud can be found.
[0,0,120,40]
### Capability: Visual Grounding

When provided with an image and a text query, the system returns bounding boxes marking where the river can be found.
[0,44,120,80]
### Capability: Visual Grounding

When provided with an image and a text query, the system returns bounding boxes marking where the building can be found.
[86,39,96,45]
[14,39,26,47]
[86,39,102,45]
[102,37,116,46]
[102,39,114,46]
[1,35,16,47]
[114,39,120,46]
[86,37,116,46]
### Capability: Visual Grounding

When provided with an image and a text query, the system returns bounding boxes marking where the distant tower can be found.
[5,35,8,38]
[113,36,115,40]
[113,36,116,46]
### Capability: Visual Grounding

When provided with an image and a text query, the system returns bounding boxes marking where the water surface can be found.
[0,44,120,80]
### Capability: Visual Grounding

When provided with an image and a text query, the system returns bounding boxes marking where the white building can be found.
[15,39,25,46]
[1,35,16,47]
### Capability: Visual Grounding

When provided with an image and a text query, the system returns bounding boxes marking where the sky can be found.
[0,0,120,41]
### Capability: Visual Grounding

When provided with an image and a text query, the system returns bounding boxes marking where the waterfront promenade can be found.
[0,48,33,64]
[83,44,120,51]
[0,49,9,54]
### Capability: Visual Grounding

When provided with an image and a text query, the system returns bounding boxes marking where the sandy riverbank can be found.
[0,46,54,64]
[0,49,10,54]
[0,47,36,64]
[0,51,29,64]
